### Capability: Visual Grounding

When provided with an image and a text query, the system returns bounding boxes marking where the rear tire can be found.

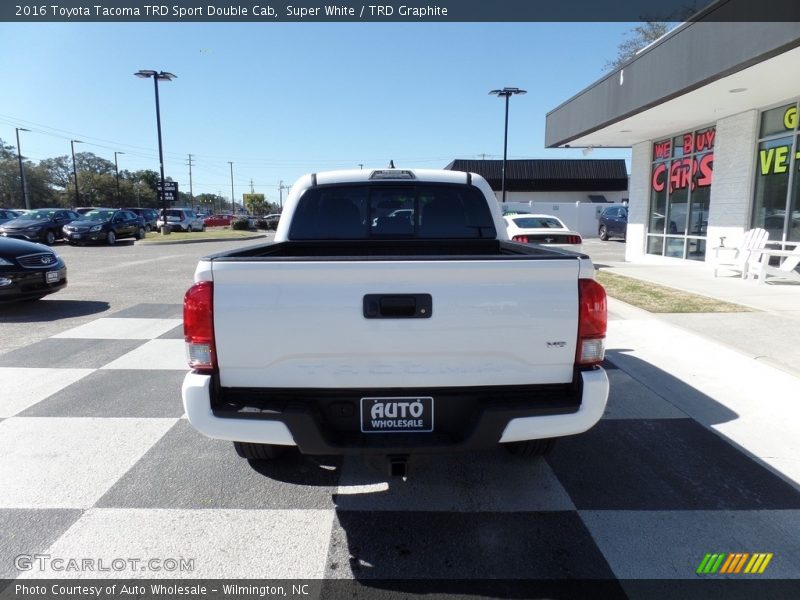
[106,230,116,245]
[135,227,145,240]
[233,441,286,460]
[598,225,609,241]
[44,230,56,245]
[503,438,557,457]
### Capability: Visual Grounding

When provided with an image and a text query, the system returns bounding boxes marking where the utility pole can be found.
[250,179,255,193]
[187,154,194,211]
[15,128,30,210]
[70,140,83,207]
[228,161,235,213]
[279,180,290,210]
[114,151,125,205]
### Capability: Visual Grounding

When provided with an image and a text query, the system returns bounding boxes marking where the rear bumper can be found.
[183,369,608,454]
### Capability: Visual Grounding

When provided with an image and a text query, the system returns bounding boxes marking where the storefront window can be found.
[791,133,800,242]
[753,102,799,244]
[647,127,714,260]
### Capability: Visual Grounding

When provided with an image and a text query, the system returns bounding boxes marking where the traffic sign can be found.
[157,181,179,203]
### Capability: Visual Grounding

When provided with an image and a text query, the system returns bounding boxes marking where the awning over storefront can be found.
[545,4,800,149]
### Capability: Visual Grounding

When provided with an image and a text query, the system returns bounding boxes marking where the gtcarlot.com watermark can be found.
[15,554,195,573]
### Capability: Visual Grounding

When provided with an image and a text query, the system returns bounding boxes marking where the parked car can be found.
[0,209,22,225]
[124,207,159,232]
[0,236,67,301]
[0,208,81,245]
[203,214,236,227]
[62,208,146,245]
[504,213,583,250]
[598,206,628,240]
[158,208,205,232]
[264,214,281,230]
[371,208,414,228]
[74,207,107,215]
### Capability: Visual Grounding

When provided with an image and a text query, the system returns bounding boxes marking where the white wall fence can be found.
[503,201,625,239]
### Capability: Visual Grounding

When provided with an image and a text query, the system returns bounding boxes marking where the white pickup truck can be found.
[182,168,608,474]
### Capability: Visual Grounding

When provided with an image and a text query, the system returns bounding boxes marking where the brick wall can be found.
[706,110,759,256]
[625,141,651,261]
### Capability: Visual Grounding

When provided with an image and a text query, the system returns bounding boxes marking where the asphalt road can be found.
[0,234,272,356]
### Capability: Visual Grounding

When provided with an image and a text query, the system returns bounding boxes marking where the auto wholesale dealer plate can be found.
[360,397,434,433]
[45,271,59,283]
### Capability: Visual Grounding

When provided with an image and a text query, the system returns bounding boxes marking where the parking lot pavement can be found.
[2,303,799,596]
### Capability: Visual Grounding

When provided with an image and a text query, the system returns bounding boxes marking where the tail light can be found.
[184,281,217,373]
[576,278,607,366]
[512,235,529,243]
[568,234,582,245]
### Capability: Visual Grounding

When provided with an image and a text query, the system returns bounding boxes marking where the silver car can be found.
[157,208,205,232]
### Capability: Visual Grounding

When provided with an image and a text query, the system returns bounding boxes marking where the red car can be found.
[203,214,236,227]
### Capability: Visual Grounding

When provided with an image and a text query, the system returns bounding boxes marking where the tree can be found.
[195,193,218,214]
[0,138,21,207]
[604,21,671,71]
[75,152,115,176]
[243,193,267,216]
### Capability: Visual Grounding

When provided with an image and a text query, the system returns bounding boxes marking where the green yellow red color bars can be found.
[696,552,773,575]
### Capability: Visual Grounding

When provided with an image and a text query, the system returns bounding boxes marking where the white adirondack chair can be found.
[713,228,769,278]
[756,245,800,284]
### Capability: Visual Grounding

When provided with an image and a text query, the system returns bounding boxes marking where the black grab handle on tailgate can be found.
[363,294,432,319]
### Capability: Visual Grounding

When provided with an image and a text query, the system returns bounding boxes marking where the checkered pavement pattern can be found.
[1,303,799,597]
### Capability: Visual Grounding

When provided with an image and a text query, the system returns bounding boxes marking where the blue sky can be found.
[1,22,633,202]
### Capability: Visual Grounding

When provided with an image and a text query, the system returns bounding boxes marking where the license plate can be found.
[72,233,81,239]
[360,397,433,433]
[46,271,59,283]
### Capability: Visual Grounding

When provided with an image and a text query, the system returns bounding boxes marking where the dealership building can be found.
[545,11,800,263]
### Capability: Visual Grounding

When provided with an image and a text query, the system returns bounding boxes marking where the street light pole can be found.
[114,151,125,205]
[489,87,527,204]
[15,128,30,210]
[70,139,83,207]
[135,69,177,234]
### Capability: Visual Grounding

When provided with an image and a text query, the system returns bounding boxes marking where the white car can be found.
[504,213,583,250]
[157,208,205,232]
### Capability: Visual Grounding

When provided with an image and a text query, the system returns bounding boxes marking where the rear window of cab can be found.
[289,183,497,240]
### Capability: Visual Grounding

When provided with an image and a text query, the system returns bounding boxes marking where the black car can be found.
[0,237,67,302]
[598,206,628,241]
[62,209,146,245]
[125,207,159,232]
[0,208,81,245]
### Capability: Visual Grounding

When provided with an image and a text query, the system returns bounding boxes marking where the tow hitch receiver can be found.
[388,455,409,479]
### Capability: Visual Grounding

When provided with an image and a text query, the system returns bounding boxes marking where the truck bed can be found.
[204,239,587,261]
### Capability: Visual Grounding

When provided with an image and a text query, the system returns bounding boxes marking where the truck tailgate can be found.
[211,258,580,389]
